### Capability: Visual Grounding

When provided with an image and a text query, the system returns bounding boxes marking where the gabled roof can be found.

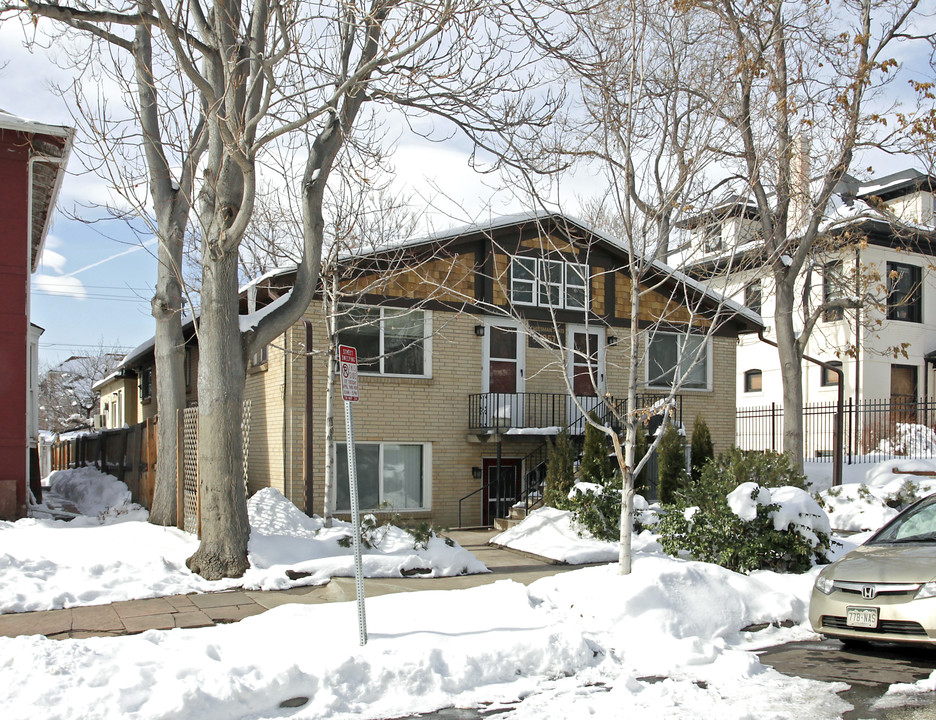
[0,108,75,271]
[249,211,764,333]
[857,169,936,201]
[124,212,765,371]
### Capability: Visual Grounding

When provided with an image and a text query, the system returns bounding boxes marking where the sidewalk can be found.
[0,529,585,640]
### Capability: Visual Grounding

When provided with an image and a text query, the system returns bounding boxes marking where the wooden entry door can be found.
[482,458,522,525]
[567,325,605,428]
[891,364,918,424]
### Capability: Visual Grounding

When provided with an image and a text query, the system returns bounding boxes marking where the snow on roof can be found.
[0,107,73,139]
[857,168,933,198]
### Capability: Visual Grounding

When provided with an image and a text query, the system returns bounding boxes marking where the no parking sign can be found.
[339,345,359,402]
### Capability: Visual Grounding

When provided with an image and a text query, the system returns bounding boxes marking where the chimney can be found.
[790,133,811,234]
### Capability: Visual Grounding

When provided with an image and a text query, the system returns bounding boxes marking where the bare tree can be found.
[5,0,565,577]
[694,0,933,467]
[39,346,124,432]
[519,0,747,573]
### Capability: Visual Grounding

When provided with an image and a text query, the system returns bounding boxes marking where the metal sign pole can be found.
[344,399,368,646]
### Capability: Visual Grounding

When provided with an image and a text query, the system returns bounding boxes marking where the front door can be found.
[483,321,525,428]
[891,364,918,424]
[567,325,606,429]
[482,457,523,525]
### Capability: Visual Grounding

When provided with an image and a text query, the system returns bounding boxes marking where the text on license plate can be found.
[846,606,879,629]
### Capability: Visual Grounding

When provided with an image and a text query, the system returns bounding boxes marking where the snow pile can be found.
[43,467,146,523]
[492,506,661,564]
[0,558,848,720]
[862,458,936,499]
[243,488,487,589]
[817,484,898,533]
[875,422,936,456]
[0,474,486,613]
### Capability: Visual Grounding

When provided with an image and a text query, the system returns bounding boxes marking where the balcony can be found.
[468,392,682,436]
[468,393,621,435]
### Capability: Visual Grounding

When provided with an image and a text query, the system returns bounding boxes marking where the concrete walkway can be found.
[0,530,586,641]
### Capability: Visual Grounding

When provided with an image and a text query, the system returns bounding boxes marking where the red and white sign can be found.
[339,345,360,402]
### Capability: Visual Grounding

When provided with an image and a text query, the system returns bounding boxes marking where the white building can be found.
[669,169,936,445]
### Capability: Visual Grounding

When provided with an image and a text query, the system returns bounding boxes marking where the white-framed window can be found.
[646,332,711,390]
[510,256,589,310]
[510,257,537,305]
[335,442,430,511]
[337,305,431,377]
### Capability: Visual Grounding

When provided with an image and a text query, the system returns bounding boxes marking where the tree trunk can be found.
[186,249,250,579]
[615,431,635,575]
[773,276,805,469]
[148,230,186,526]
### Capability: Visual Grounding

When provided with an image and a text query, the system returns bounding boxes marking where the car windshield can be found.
[870,496,936,544]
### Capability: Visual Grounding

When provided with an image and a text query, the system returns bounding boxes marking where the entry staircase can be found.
[458,392,681,529]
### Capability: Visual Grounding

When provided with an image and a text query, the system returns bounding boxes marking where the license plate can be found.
[846,606,879,629]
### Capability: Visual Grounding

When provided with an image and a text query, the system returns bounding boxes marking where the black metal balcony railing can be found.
[468,392,681,435]
[468,392,623,435]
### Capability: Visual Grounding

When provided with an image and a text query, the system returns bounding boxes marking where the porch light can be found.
[607,336,618,346]
[472,466,483,479]
[474,325,485,337]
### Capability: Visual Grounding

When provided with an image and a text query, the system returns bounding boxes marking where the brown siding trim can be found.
[303,320,314,516]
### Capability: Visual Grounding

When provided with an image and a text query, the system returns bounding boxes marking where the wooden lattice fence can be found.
[177,401,251,537]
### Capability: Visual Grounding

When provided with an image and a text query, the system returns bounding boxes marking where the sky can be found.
[0,18,538,369]
[2,9,933,369]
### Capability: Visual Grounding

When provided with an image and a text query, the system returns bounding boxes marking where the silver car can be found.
[810,492,936,646]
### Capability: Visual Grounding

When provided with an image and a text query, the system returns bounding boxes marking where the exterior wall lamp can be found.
[472,466,483,479]
[474,325,485,337]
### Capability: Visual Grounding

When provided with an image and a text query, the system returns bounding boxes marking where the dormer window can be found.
[510,256,589,310]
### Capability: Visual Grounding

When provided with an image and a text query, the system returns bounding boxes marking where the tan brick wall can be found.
[603,332,736,455]
[250,308,739,524]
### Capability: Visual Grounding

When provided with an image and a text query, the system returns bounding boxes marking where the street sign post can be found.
[338,344,367,645]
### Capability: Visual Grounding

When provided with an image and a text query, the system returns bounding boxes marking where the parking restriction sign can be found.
[339,345,359,402]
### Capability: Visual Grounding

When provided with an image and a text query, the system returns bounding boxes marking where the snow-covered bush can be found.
[566,481,621,541]
[657,450,829,573]
[658,482,833,573]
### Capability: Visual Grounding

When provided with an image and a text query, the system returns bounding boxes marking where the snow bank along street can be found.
[2,461,936,718]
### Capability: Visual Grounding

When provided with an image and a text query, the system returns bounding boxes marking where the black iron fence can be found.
[737,399,936,463]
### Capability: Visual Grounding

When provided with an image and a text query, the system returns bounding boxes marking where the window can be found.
[510,256,589,310]
[249,345,268,369]
[337,306,429,376]
[820,360,842,387]
[822,261,844,322]
[744,369,762,393]
[335,442,427,511]
[744,280,762,315]
[139,366,154,401]
[184,348,194,386]
[887,261,922,323]
[646,332,710,390]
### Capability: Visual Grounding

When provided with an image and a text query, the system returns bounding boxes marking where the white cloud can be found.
[38,247,68,274]
[33,273,87,300]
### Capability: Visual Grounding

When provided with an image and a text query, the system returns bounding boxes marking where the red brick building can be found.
[0,109,73,520]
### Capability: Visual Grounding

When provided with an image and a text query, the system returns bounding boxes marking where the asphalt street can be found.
[759,639,936,719]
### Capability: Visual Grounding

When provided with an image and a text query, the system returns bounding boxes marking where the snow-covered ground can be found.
[2,460,935,719]
[2,468,485,613]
